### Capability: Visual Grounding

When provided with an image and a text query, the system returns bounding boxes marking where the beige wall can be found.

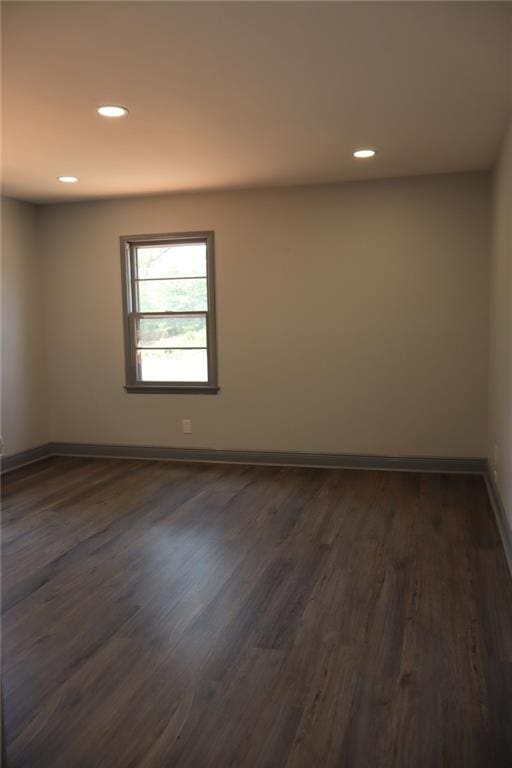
[38,172,491,457]
[1,197,47,455]
[489,120,512,523]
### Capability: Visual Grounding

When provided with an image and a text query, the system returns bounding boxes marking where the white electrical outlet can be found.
[493,468,498,484]
[182,419,192,434]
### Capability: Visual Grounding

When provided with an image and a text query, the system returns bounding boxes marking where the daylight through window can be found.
[120,232,218,393]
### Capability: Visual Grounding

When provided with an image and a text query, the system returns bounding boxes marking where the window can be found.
[120,231,218,394]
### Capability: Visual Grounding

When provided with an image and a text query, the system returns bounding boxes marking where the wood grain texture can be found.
[2,457,512,768]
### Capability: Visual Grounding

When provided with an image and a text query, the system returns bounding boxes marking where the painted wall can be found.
[1,197,47,455]
[489,119,512,523]
[38,172,491,457]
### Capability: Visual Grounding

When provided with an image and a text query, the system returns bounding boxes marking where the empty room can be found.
[1,1,511,766]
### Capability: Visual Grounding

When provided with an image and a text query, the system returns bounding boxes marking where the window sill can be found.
[124,384,220,395]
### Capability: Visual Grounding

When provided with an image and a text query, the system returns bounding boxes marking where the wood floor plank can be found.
[2,458,512,767]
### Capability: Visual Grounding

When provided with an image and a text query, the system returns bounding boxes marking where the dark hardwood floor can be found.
[2,457,512,767]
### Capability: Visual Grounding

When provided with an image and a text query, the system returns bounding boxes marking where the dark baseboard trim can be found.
[484,462,512,578]
[0,443,53,474]
[2,441,483,474]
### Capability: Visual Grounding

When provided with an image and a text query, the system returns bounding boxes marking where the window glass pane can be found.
[136,243,206,278]
[138,349,208,382]
[136,316,206,348]
[137,278,207,312]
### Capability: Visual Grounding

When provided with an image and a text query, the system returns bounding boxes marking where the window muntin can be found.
[121,232,218,393]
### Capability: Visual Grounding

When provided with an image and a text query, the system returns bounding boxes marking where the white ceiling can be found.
[2,1,511,203]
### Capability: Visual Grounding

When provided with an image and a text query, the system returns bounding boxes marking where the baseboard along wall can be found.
[1,441,487,474]
[484,462,512,578]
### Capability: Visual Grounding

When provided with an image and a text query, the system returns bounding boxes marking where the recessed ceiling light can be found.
[353,149,376,159]
[58,176,78,183]
[97,105,129,118]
